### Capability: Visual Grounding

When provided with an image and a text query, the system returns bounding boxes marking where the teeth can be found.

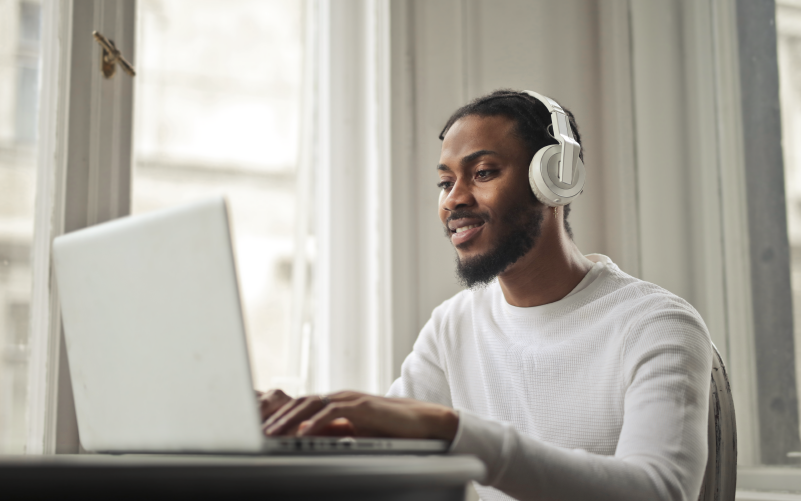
[455,224,479,234]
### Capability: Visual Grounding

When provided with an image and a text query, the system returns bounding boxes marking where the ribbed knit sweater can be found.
[386,254,712,501]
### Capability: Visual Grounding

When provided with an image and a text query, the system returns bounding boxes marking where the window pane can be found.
[15,65,38,143]
[0,0,41,454]
[133,0,307,393]
[18,2,39,48]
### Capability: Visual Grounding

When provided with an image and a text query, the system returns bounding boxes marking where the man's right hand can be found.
[257,389,357,436]
[258,390,458,441]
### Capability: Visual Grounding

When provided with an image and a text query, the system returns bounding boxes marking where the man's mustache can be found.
[443,210,489,238]
[446,210,488,225]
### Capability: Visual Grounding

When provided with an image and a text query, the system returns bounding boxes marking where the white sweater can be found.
[386,254,712,501]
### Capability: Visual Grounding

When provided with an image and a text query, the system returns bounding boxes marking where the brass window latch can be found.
[92,31,136,79]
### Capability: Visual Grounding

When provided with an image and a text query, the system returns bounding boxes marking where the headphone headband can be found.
[521,90,580,185]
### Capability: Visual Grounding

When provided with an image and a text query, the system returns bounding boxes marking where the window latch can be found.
[92,31,136,79]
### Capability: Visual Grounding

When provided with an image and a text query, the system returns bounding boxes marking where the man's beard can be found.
[446,202,544,290]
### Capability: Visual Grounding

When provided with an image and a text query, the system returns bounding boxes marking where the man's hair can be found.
[438,89,584,239]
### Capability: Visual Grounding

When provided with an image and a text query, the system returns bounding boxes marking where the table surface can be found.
[0,454,486,501]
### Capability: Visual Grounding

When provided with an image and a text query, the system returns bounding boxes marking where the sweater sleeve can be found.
[385,313,453,407]
[451,303,712,501]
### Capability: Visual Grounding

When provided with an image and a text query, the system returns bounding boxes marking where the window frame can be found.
[734,0,801,467]
[27,0,135,454]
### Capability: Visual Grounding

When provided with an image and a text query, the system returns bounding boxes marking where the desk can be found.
[0,454,485,500]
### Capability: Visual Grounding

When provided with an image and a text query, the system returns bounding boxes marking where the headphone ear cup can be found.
[529,145,559,207]
[528,144,585,207]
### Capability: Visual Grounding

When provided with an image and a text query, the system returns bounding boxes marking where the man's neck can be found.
[498,213,594,308]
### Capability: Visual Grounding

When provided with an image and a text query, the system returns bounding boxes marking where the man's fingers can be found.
[261,391,373,436]
[264,396,327,436]
[297,399,372,437]
[296,417,355,437]
[319,418,357,436]
[258,389,291,421]
[263,396,305,428]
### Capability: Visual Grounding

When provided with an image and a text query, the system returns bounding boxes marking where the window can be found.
[132,0,310,394]
[0,0,40,453]
[14,1,39,143]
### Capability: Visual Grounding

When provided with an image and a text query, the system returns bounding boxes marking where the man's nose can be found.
[442,179,475,211]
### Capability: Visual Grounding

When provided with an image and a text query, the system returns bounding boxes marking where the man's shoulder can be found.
[600,266,711,346]
[601,264,700,315]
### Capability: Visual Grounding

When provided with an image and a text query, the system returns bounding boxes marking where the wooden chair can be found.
[698,345,737,501]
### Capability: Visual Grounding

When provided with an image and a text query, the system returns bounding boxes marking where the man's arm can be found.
[443,304,711,501]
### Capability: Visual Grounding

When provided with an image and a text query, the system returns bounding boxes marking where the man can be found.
[259,89,712,501]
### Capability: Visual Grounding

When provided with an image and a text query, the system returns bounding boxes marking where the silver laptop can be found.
[52,197,448,455]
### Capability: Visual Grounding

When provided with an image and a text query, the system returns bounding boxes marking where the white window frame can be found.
[27,0,135,454]
[730,0,801,480]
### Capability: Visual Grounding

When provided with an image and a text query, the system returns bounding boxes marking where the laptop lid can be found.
[53,197,263,453]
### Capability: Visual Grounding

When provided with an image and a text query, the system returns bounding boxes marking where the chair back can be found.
[698,345,737,501]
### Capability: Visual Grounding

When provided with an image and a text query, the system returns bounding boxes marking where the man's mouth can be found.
[448,218,485,246]
[455,224,481,234]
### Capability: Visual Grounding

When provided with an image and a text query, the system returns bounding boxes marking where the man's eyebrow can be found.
[461,150,498,166]
[437,150,499,172]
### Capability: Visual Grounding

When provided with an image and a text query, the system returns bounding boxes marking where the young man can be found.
[260,90,712,501]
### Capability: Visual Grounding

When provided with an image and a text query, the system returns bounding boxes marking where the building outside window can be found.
[0,0,40,454]
[132,0,310,395]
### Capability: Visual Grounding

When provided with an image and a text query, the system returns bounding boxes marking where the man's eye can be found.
[437,181,453,190]
[476,169,494,179]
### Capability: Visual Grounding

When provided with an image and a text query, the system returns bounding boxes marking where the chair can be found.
[698,345,737,501]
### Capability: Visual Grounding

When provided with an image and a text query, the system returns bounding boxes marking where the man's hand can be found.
[256,389,294,421]
[258,390,459,441]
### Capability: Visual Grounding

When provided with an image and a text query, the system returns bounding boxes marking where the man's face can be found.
[438,115,545,287]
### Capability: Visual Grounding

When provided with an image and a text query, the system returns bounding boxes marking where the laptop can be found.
[52,197,448,455]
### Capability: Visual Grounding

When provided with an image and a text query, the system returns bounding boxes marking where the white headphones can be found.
[522,90,585,207]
